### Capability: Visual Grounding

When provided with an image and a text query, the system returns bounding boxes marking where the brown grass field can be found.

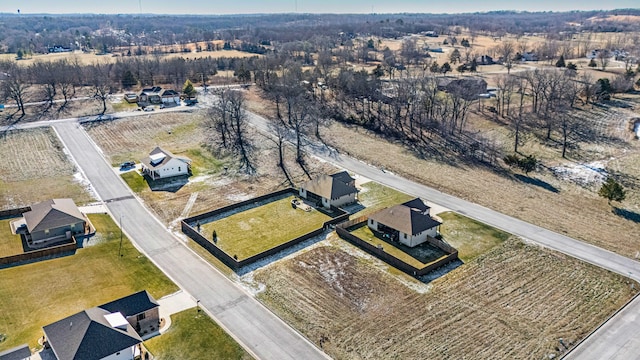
[253,236,637,359]
[84,110,337,224]
[0,127,94,210]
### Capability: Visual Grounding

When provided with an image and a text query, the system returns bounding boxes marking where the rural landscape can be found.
[0,4,639,360]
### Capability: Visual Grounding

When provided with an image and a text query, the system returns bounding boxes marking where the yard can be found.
[144,309,253,360]
[252,236,637,359]
[200,195,331,260]
[0,214,178,352]
[0,128,94,210]
[349,224,446,268]
[438,211,511,262]
[354,181,414,217]
[0,218,23,257]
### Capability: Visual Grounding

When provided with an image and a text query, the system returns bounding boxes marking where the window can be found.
[178,166,181,172]
[404,233,407,239]
[44,229,50,235]
[137,313,146,321]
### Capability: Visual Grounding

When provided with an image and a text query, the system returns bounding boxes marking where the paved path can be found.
[51,121,330,360]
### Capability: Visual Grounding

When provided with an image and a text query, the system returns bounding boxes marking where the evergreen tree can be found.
[183,80,196,98]
[599,178,626,204]
[555,55,566,68]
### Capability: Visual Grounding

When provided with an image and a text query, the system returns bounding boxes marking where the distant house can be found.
[0,344,31,360]
[367,198,441,248]
[123,93,138,103]
[138,87,162,104]
[423,30,439,37]
[437,77,488,100]
[22,199,86,246]
[43,307,143,360]
[48,45,72,53]
[299,171,358,209]
[521,52,538,61]
[99,290,160,336]
[476,55,494,65]
[140,147,192,181]
[160,89,180,105]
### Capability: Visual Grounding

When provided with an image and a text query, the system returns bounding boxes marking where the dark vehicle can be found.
[120,161,136,169]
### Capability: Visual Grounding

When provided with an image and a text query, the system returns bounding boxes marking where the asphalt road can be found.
[243,108,640,360]
[51,121,330,360]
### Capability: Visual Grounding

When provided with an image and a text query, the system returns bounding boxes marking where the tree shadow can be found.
[514,174,560,193]
[613,207,640,223]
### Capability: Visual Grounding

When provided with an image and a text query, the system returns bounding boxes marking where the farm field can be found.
[85,111,338,224]
[0,214,178,352]
[0,128,94,210]
[200,195,331,260]
[144,309,253,360]
[252,236,637,359]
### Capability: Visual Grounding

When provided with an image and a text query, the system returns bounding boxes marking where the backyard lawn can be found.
[200,195,331,260]
[438,212,512,262]
[0,214,178,352]
[0,218,23,257]
[354,181,414,217]
[145,309,253,360]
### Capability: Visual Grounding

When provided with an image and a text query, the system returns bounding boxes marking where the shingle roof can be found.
[0,344,30,360]
[330,171,355,185]
[401,198,430,214]
[140,146,191,170]
[369,203,441,236]
[23,199,84,233]
[301,174,357,200]
[43,307,142,360]
[99,290,159,317]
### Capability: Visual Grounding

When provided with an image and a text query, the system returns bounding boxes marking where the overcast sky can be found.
[0,0,637,15]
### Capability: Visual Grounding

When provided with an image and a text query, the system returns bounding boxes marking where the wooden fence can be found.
[0,237,77,267]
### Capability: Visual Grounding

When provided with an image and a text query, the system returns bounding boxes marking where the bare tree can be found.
[496,41,515,74]
[0,60,30,117]
[597,49,611,71]
[266,120,293,186]
[87,62,113,114]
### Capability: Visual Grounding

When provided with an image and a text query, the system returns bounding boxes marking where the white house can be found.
[367,198,441,248]
[140,147,191,180]
[299,172,357,209]
[160,89,180,105]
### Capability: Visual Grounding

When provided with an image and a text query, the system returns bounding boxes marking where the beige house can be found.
[21,198,86,246]
[299,171,357,209]
[368,198,441,248]
[140,147,192,180]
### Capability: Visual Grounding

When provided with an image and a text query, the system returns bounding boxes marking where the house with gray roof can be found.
[367,198,441,247]
[0,344,31,360]
[99,290,160,336]
[299,172,358,209]
[43,307,142,360]
[21,199,86,246]
[140,147,191,181]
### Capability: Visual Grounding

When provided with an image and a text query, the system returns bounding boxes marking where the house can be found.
[123,93,138,103]
[476,55,494,65]
[43,307,143,360]
[367,198,441,248]
[138,87,162,104]
[521,52,538,61]
[99,290,160,336]
[140,147,192,181]
[299,172,358,209]
[159,89,180,106]
[0,344,31,360]
[22,199,86,246]
[437,77,488,100]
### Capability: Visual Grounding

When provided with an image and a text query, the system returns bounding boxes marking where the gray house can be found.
[0,344,31,360]
[99,290,160,336]
[299,172,358,209]
[22,199,86,246]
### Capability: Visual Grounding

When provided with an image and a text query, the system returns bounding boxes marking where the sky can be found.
[0,0,638,15]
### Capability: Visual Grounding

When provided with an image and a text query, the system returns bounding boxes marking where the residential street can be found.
[51,121,330,360]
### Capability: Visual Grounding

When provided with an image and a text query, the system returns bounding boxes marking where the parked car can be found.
[120,161,135,169]
[144,106,155,112]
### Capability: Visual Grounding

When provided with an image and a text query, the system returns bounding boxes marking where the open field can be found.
[200,195,331,260]
[438,211,511,262]
[144,309,253,360]
[0,218,23,257]
[85,111,338,224]
[0,127,94,210]
[0,214,178,352]
[252,236,637,359]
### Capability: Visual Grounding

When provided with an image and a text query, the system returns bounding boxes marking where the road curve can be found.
[51,121,330,360]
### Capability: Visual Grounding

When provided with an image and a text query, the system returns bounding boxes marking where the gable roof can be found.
[99,290,159,317]
[43,307,142,360]
[301,174,357,200]
[401,198,430,214]
[23,199,84,233]
[140,146,191,170]
[369,204,441,236]
[0,344,30,360]
[330,171,355,185]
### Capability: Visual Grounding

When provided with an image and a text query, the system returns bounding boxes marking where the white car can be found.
[143,106,154,112]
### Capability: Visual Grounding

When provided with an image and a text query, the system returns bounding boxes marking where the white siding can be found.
[330,193,356,208]
[399,227,438,247]
[299,188,306,198]
[321,197,330,208]
[156,158,189,179]
[368,218,378,231]
[100,345,137,360]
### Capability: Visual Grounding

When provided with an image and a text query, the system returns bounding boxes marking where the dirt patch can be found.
[253,237,636,359]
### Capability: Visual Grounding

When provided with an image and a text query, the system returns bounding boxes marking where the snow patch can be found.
[551,161,608,187]
[72,171,99,200]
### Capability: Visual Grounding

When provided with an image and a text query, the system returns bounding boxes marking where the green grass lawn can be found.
[354,182,414,217]
[200,195,331,260]
[144,309,253,360]
[184,147,227,176]
[0,218,23,257]
[438,212,511,262]
[0,214,178,352]
[350,224,446,268]
[111,100,139,112]
[121,171,148,193]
